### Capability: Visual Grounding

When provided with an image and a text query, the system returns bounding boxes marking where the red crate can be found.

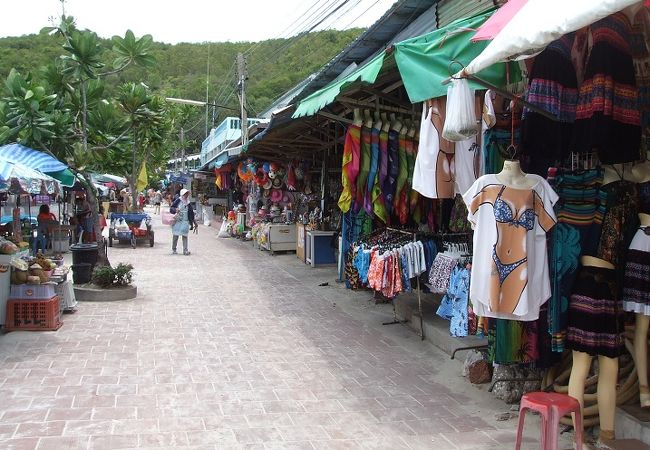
[5,296,62,331]
[131,227,148,237]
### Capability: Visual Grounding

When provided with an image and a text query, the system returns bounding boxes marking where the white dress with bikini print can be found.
[462,174,558,321]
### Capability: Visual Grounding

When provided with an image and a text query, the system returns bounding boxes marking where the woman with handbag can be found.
[169,189,193,255]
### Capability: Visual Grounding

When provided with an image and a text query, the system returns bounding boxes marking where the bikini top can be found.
[493,186,535,230]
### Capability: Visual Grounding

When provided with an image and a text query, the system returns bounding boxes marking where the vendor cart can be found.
[108,213,154,248]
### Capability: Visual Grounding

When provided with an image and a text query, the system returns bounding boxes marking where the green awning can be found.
[292,52,386,118]
[292,10,521,118]
[393,11,520,103]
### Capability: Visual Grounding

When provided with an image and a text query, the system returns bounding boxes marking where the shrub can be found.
[92,263,134,288]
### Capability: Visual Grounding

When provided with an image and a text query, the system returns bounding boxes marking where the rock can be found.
[491,365,543,404]
[462,350,485,377]
[468,359,492,384]
[495,411,518,421]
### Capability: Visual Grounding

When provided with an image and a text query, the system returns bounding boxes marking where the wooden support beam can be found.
[317,111,353,125]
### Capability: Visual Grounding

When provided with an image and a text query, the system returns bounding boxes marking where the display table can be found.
[305,230,337,267]
[260,223,296,254]
[296,223,306,263]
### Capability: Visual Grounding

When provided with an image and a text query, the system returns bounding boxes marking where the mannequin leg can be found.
[635,314,650,406]
[597,355,619,440]
[568,350,592,436]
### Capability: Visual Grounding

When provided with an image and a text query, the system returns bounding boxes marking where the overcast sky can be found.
[2,0,397,44]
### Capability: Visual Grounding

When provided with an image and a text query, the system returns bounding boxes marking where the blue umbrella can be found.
[0,143,75,187]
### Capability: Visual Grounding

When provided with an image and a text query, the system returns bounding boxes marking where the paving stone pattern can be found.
[0,209,570,449]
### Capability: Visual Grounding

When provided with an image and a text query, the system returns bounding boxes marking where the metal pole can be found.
[237,52,248,145]
[205,44,210,139]
[180,128,185,173]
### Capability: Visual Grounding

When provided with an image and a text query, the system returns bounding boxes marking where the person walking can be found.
[170,188,194,255]
[153,190,163,214]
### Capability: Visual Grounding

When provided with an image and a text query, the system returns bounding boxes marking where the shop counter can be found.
[260,223,296,255]
[305,230,337,267]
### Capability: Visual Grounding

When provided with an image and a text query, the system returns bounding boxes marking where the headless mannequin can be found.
[569,255,618,443]
[633,212,650,407]
[631,150,650,183]
[353,108,363,127]
[381,113,390,132]
[496,160,537,189]
[402,119,411,136]
[624,3,645,22]
[407,120,416,138]
[390,113,402,133]
[363,109,373,129]
[373,111,382,130]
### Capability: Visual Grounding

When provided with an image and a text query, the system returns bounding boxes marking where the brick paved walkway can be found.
[0,209,568,449]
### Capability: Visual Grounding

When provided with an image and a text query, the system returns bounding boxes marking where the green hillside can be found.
[0,28,363,136]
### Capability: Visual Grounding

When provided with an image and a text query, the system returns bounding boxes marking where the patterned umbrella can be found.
[0,143,75,186]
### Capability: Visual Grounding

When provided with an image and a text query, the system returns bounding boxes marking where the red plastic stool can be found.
[515,392,583,450]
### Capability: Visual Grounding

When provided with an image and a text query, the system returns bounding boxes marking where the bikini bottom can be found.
[492,245,527,285]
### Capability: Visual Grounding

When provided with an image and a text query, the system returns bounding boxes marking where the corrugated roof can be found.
[286,0,439,105]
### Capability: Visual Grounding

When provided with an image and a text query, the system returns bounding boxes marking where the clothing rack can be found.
[382,226,425,340]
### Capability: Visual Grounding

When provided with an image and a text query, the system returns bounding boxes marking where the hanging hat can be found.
[272,177,282,188]
[270,189,283,203]
[262,179,272,190]
[263,189,271,198]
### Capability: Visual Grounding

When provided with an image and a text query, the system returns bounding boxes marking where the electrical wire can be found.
[247,0,354,76]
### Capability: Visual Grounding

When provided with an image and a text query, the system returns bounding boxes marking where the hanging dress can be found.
[572,12,641,164]
[412,103,438,198]
[338,125,361,213]
[354,126,372,213]
[521,34,578,175]
[365,127,381,215]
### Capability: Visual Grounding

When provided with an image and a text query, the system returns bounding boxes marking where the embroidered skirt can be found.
[566,265,625,358]
[623,229,650,315]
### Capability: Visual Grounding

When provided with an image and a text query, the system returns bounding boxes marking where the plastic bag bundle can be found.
[442,78,478,142]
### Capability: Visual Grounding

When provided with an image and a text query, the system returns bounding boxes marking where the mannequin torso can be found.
[496,160,538,189]
[381,113,390,132]
[640,212,650,227]
[390,113,402,133]
[372,111,382,130]
[581,255,615,270]
[631,151,650,183]
[363,109,373,128]
[353,108,363,126]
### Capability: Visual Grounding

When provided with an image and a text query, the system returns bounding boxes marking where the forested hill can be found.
[0,28,363,118]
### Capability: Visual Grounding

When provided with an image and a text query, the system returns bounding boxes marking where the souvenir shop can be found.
[314,1,650,439]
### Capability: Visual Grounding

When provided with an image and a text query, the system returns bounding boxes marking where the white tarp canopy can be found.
[464,0,641,76]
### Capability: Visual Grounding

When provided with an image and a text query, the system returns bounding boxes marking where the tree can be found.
[0,15,159,267]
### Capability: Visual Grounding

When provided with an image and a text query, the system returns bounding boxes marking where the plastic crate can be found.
[5,296,62,331]
[10,284,56,299]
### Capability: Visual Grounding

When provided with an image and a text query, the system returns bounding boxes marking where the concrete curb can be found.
[73,284,137,302]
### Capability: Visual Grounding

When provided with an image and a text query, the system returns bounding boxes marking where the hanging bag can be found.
[442,78,478,142]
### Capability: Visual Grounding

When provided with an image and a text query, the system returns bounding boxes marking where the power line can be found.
[247,0,354,76]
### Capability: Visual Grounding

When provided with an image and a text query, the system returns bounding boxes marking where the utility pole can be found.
[237,52,248,145]
[180,127,185,173]
[205,44,211,138]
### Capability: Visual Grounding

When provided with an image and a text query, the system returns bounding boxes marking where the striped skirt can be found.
[566,265,625,358]
[623,229,650,315]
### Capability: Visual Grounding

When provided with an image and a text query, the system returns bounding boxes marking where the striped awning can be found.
[0,143,75,186]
